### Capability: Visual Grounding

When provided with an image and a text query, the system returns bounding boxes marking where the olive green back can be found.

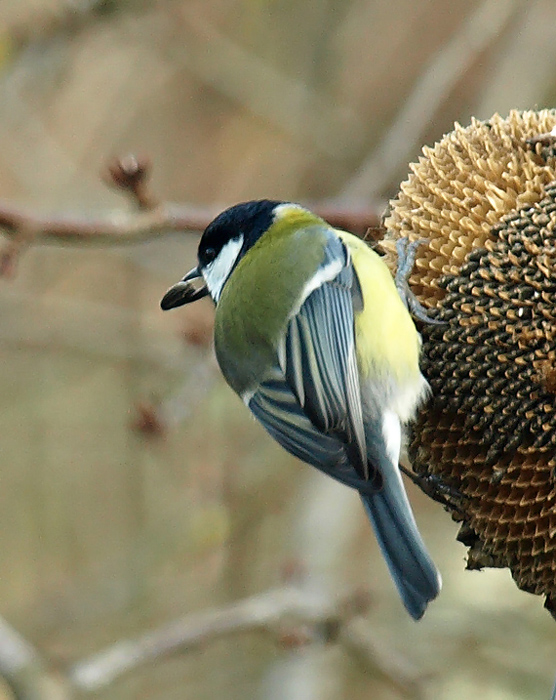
[214,214,329,396]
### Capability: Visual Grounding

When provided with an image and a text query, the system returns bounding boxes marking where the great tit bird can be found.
[161,200,441,619]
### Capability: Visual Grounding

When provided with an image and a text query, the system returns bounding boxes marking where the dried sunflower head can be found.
[382,110,556,616]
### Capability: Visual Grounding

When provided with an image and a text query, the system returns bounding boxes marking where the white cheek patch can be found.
[202,235,244,302]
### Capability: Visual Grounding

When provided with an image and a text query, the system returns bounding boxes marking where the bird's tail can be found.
[360,464,441,620]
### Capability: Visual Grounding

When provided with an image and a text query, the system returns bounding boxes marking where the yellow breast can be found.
[337,231,422,382]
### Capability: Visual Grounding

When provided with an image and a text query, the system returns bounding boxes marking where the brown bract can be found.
[383,110,556,616]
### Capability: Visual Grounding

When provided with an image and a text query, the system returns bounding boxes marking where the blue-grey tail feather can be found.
[360,471,441,620]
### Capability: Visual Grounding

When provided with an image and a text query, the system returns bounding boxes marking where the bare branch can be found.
[103,155,160,210]
[0,201,211,246]
[0,576,420,698]
[70,586,340,691]
[0,193,378,250]
[0,154,378,270]
[69,585,420,694]
[0,616,70,700]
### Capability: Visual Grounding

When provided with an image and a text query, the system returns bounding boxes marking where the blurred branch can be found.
[103,154,160,210]
[0,616,69,700]
[0,199,377,245]
[7,0,146,52]
[340,619,425,698]
[72,585,350,691]
[174,8,365,160]
[0,200,209,246]
[0,154,379,274]
[341,0,524,201]
[0,585,422,697]
[69,584,421,694]
[473,0,556,119]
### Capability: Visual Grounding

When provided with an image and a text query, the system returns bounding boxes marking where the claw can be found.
[395,238,445,325]
[400,464,466,514]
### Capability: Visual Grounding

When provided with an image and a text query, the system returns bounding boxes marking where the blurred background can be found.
[0,1,555,698]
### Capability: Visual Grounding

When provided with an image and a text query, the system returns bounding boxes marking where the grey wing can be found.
[248,234,381,491]
[249,368,370,492]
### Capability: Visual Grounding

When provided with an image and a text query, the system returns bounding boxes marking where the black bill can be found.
[160,267,209,310]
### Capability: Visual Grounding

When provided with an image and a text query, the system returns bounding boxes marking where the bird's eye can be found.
[204,247,217,263]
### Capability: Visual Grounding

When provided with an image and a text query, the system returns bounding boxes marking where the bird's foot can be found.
[400,464,466,514]
[395,238,444,325]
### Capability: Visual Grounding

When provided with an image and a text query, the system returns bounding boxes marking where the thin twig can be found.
[0,155,378,267]
[68,585,420,694]
[0,197,378,247]
[69,586,351,691]
[103,154,160,210]
[69,586,421,697]
[0,201,210,245]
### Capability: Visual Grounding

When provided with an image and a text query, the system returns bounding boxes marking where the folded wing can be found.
[248,231,381,492]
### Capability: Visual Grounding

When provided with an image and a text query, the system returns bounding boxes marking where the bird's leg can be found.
[395,238,444,325]
[400,464,466,514]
